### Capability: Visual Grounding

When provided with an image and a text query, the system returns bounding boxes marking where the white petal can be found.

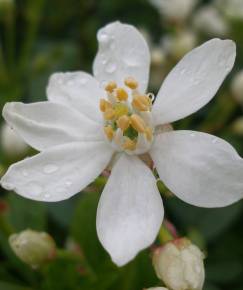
[96,154,164,266]
[0,141,113,202]
[152,39,236,125]
[93,21,150,93]
[2,102,102,151]
[47,71,103,123]
[150,130,243,207]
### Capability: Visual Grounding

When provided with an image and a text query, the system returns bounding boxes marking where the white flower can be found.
[193,5,228,37]
[153,239,205,290]
[150,0,198,22]
[231,70,243,104]
[1,22,243,266]
[215,0,243,19]
[1,123,28,156]
[161,30,197,60]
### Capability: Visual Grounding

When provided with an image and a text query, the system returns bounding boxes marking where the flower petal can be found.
[2,102,102,151]
[93,21,150,93]
[0,141,113,202]
[150,130,243,207]
[152,39,236,125]
[47,71,103,123]
[96,154,164,266]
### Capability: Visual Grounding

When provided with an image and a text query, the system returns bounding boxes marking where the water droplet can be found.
[80,78,88,85]
[102,59,107,65]
[190,133,195,137]
[44,193,51,199]
[180,68,186,75]
[65,180,72,187]
[105,61,117,73]
[212,138,218,144]
[98,32,109,44]
[148,93,155,102]
[67,80,74,86]
[43,164,58,174]
[22,170,28,177]
[26,182,42,197]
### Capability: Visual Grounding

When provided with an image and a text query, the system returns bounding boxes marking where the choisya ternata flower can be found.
[1,22,243,266]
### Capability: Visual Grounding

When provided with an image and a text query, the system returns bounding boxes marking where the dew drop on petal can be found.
[180,68,186,75]
[80,78,88,85]
[105,61,117,73]
[98,32,110,44]
[212,138,218,144]
[25,182,42,197]
[44,193,51,200]
[43,164,58,174]
[190,133,195,137]
[22,170,28,177]
[65,180,72,187]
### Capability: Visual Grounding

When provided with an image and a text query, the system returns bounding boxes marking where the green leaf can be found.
[7,194,47,231]
[166,198,243,242]
[70,191,110,270]
[0,281,32,290]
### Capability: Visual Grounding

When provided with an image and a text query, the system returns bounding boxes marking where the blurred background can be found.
[0,0,243,289]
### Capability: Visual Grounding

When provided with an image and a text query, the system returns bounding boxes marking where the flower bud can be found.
[1,124,28,157]
[9,229,56,269]
[149,0,197,23]
[153,238,205,290]
[193,6,228,37]
[231,70,243,105]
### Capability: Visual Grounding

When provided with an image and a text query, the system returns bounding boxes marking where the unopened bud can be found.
[153,238,205,290]
[231,70,243,104]
[9,229,56,269]
[1,124,28,157]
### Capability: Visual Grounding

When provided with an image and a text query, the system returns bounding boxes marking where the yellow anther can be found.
[100,98,112,112]
[116,88,128,101]
[124,77,138,89]
[132,95,151,111]
[116,115,130,131]
[105,81,117,93]
[123,137,136,151]
[145,127,153,141]
[104,108,115,120]
[104,125,114,141]
[130,114,146,133]
[114,103,129,118]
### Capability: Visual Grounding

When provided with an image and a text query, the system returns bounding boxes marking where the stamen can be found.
[145,127,153,141]
[124,77,138,89]
[130,114,146,133]
[100,99,112,112]
[122,137,136,151]
[132,95,151,111]
[104,108,115,120]
[104,125,114,141]
[105,81,117,93]
[117,115,130,131]
[101,76,154,154]
[114,103,129,118]
[115,88,128,101]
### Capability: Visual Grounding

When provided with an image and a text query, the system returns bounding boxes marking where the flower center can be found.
[99,77,154,155]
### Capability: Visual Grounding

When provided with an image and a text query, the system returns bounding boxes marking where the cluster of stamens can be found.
[100,77,154,154]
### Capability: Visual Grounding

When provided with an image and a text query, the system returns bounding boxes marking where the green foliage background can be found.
[0,0,243,289]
